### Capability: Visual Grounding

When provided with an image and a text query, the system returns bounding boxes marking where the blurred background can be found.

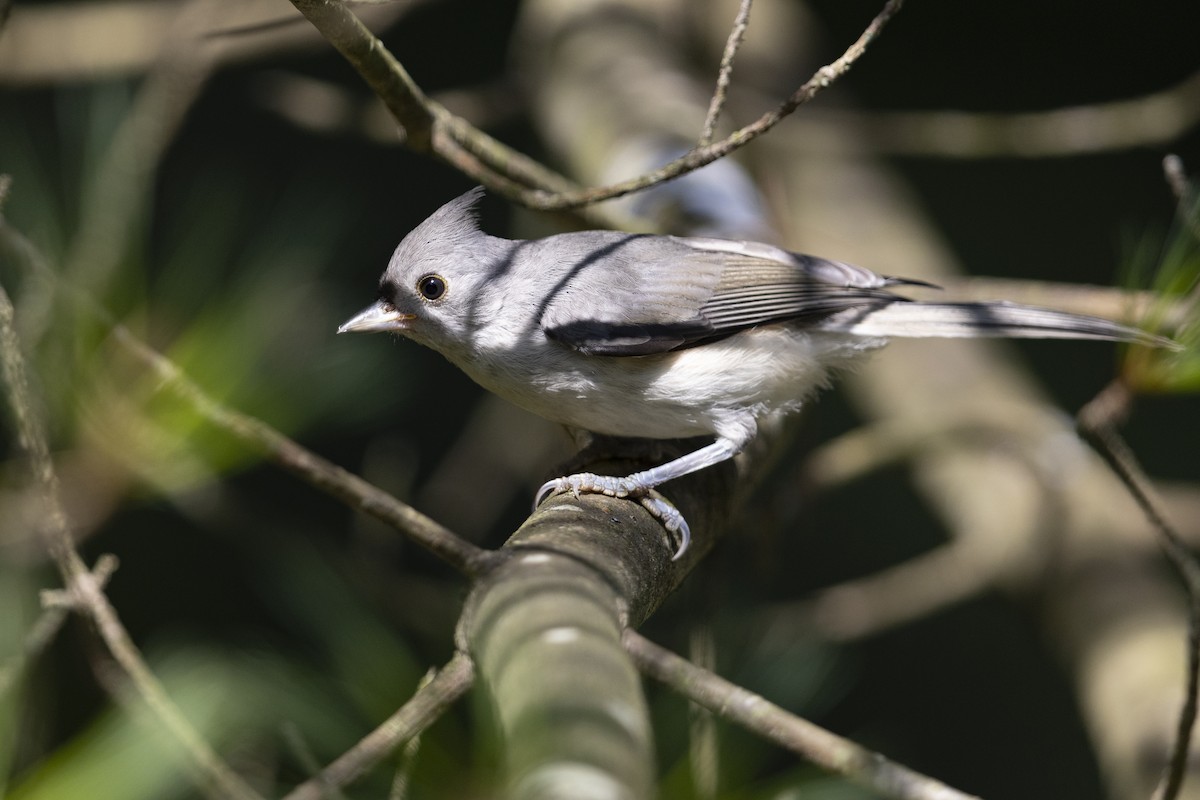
[1,0,1199,797]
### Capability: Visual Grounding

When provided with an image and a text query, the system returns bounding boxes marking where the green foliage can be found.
[1119,198,1200,393]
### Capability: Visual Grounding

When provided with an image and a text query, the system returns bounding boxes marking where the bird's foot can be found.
[534,474,691,560]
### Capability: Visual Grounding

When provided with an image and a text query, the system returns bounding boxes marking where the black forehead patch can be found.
[377,278,400,304]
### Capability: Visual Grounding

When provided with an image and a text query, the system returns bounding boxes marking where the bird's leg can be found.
[533,435,747,560]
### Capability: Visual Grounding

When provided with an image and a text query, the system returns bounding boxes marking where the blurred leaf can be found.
[1119,198,1200,393]
[0,568,42,796]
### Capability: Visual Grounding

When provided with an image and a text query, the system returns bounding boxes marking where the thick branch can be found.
[457,445,735,796]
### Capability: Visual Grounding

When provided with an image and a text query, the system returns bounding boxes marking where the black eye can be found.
[417,274,447,300]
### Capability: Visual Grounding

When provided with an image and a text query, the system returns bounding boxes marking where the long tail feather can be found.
[824,301,1178,349]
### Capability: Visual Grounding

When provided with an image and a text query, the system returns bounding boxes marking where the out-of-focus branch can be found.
[0,283,265,800]
[764,69,1200,159]
[625,631,982,800]
[776,118,1191,798]
[287,0,903,212]
[108,321,493,573]
[0,0,414,84]
[282,652,475,800]
[1078,380,1200,800]
[0,604,68,695]
[1,217,490,575]
[249,72,525,147]
[19,0,223,348]
[777,416,1066,640]
[516,0,904,210]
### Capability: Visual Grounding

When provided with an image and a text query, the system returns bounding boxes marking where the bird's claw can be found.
[534,474,691,560]
[639,492,691,560]
[535,472,636,506]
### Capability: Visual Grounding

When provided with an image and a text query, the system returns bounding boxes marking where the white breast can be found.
[453,325,885,441]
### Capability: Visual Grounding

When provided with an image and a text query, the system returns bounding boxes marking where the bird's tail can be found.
[822,301,1178,349]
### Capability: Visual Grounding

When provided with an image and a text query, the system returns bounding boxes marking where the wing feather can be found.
[541,235,905,356]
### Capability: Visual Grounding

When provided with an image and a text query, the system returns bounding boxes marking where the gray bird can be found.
[340,188,1168,558]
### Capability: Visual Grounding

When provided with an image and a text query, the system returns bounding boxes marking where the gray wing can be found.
[541,234,910,356]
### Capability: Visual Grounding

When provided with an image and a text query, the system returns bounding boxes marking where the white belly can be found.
[454,326,883,441]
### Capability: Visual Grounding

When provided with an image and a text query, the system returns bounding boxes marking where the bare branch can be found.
[1,217,491,575]
[0,283,265,800]
[777,418,1066,640]
[282,652,475,800]
[456,444,736,796]
[108,323,492,574]
[0,605,69,695]
[1077,380,1200,800]
[768,70,1200,159]
[287,0,434,147]
[287,0,903,212]
[0,0,416,85]
[520,0,904,209]
[286,0,635,229]
[699,0,753,147]
[625,631,982,800]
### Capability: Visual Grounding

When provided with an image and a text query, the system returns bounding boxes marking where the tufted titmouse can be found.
[340,188,1169,558]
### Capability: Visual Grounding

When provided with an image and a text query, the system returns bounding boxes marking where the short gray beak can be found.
[337,301,414,334]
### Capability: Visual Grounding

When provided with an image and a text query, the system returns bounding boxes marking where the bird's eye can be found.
[417,274,447,301]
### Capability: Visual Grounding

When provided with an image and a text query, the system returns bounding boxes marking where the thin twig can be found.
[108,323,492,574]
[0,606,68,696]
[285,0,633,229]
[285,0,568,193]
[521,0,904,210]
[282,722,350,800]
[287,0,903,211]
[1,216,491,575]
[0,546,117,696]
[699,0,753,146]
[1077,380,1200,800]
[282,651,475,800]
[288,0,436,148]
[624,630,982,800]
[388,667,435,800]
[0,283,265,800]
